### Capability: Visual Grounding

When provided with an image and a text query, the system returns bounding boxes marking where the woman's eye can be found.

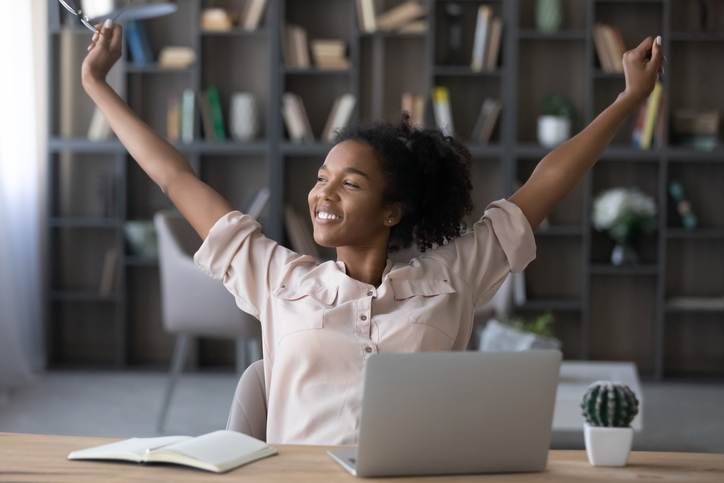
[344,182,358,188]
[317,177,326,182]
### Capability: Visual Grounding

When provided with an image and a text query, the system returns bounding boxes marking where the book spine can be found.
[135,20,155,64]
[125,20,147,67]
[167,92,180,142]
[432,86,454,137]
[485,17,503,71]
[181,89,195,144]
[470,6,490,72]
[207,87,227,141]
[243,0,268,31]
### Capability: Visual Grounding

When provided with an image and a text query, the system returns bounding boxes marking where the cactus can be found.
[581,380,639,428]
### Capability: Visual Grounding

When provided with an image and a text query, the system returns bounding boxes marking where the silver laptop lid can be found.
[355,350,562,477]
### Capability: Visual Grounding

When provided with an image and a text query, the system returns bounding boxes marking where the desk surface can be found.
[1,432,723,482]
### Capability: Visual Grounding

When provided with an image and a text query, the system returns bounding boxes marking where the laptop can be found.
[328,350,562,478]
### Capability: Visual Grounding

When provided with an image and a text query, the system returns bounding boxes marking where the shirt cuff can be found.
[194,211,262,280]
[482,199,537,273]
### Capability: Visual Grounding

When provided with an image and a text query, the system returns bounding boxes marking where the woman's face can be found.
[308,140,398,249]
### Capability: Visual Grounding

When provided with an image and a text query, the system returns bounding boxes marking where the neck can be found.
[336,245,389,287]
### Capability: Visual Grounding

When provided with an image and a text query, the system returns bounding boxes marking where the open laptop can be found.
[328,350,562,478]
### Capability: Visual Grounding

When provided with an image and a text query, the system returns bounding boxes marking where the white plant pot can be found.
[478,319,562,351]
[584,422,634,466]
[229,93,259,141]
[537,115,571,148]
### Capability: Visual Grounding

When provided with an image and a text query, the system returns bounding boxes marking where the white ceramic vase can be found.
[229,93,259,141]
[584,422,634,466]
[537,115,571,148]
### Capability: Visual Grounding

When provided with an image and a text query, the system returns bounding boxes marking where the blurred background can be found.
[1,0,723,452]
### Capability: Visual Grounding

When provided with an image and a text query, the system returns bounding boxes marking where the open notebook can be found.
[68,430,277,473]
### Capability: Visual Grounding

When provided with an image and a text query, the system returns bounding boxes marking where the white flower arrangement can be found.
[592,188,657,244]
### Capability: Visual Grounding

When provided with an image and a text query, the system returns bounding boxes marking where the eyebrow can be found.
[319,165,369,179]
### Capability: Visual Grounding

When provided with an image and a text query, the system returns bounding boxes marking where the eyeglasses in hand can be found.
[57,0,135,34]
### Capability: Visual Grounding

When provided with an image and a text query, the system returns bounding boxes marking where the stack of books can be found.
[673,108,720,151]
[471,98,502,144]
[322,94,357,142]
[283,24,310,68]
[200,1,268,32]
[471,6,503,72]
[167,87,227,143]
[158,47,196,69]
[126,20,154,67]
[593,23,626,73]
[356,0,428,34]
[631,81,665,150]
[310,39,349,70]
[282,93,357,144]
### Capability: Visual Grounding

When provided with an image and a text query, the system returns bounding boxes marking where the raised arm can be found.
[81,20,232,240]
[508,36,666,231]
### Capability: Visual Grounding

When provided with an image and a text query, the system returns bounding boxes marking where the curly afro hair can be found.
[333,113,474,253]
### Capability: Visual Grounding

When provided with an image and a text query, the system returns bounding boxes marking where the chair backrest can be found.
[154,209,259,339]
[227,359,267,441]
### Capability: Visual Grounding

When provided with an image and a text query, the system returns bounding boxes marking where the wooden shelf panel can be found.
[50,291,122,302]
[50,217,122,228]
[518,30,586,40]
[667,228,724,239]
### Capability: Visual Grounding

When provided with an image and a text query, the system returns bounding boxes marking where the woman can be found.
[82,20,664,445]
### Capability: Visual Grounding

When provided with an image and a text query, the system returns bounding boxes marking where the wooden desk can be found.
[1,432,723,482]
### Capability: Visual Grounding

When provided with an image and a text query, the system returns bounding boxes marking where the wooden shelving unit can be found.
[46,0,724,379]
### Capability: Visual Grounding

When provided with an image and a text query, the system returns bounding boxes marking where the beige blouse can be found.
[194,198,536,445]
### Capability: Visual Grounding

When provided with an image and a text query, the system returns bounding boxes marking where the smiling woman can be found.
[80,16,663,445]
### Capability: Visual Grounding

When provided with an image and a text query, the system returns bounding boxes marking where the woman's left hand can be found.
[619,36,666,106]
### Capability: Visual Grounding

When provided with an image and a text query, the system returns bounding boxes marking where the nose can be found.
[317,181,338,201]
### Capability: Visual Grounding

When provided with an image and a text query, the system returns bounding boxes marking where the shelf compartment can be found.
[667,228,724,239]
[201,155,269,215]
[590,264,659,275]
[125,62,196,73]
[668,162,724,228]
[667,147,724,161]
[126,266,174,366]
[526,237,583,299]
[281,66,352,75]
[49,138,125,153]
[50,217,121,228]
[664,312,724,378]
[50,291,122,302]
[518,30,586,41]
[666,238,724,300]
[518,0,587,31]
[201,28,269,38]
[434,1,504,67]
[433,66,503,77]
[49,300,120,366]
[535,224,584,237]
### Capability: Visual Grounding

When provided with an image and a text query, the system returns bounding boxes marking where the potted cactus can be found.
[581,381,640,466]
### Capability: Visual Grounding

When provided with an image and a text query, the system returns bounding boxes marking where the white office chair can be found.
[154,209,262,431]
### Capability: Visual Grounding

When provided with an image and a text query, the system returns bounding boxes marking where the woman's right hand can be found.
[82,20,123,87]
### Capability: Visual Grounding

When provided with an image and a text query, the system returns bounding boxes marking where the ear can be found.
[383,202,404,227]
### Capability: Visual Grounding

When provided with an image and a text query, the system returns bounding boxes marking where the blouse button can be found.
[280,285,286,288]
[367,291,373,296]
[360,315,367,321]
[365,347,373,353]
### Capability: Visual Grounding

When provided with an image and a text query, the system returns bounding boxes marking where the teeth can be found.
[318,212,340,220]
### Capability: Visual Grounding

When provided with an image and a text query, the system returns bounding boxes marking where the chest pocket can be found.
[272,284,338,345]
[390,279,458,340]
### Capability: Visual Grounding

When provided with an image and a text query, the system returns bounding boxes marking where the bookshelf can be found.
[46,0,724,380]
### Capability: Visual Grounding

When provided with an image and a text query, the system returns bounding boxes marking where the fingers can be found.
[634,36,655,57]
[648,35,664,74]
[98,19,114,48]
[109,23,124,54]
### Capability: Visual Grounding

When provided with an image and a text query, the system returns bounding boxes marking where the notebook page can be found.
[68,436,191,462]
[154,430,270,466]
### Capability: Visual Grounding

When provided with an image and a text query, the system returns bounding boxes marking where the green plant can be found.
[504,311,555,338]
[581,381,639,427]
[542,94,575,119]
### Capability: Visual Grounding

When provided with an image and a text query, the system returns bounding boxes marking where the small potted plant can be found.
[592,187,657,266]
[538,94,575,148]
[478,312,562,351]
[581,381,640,466]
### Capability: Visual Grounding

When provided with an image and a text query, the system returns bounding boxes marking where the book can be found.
[283,24,310,68]
[158,46,197,68]
[207,86,227,141]
[197,91,215,142]
[284,205,320,258]
[135,20,155,64]
[667,297,724,311]
[593,24,613,73]
[601,24,624,72]
[376,0,426,31]
[471,6,492,72]
[397,19,428,33]
[167,93,180,142]
[181,89,195,144]
[402,93,426,127]
[67,430,277,474]
[654,93,667,149]
[485,17,503,71]
[282,93,314,143]
[356,0,377,33]
[631,102,647,148]
[471,98,502,143]
[241,0,268,31]
[310,39,349,69]
[87,107,112,142]
[321,94,356,142]
[201,8,233,31]
[640,81,663,149]
[99,249,118,296]
[125,20,150,66]
[432,86,454,137]
[243,187,271,220]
